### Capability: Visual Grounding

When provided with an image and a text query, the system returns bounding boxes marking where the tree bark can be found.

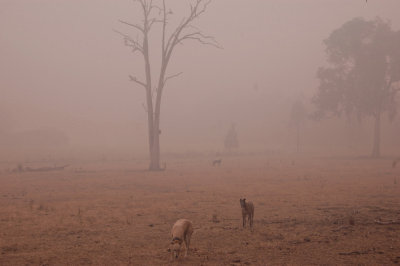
[148,51,167,171]
[149,100,162,171]
[149,136,160,170]
[371,112,381,158]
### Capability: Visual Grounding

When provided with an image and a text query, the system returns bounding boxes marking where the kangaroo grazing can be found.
[212,159,222,166]
[240,198,254,228]
[170,219,194,259]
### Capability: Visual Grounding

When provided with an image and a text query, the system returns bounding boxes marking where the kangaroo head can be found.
[240,198,246,207]
[170,238,182,259]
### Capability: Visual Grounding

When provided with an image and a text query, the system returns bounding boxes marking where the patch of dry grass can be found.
[0,156,399,265]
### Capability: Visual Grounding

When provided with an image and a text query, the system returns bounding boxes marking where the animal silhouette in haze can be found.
[239,198,254,229]
[212,159,222,166]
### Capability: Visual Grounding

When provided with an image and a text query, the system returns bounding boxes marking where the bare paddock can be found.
[1,156,400,265]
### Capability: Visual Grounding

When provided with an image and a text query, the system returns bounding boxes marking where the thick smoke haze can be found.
[1,0,400,160]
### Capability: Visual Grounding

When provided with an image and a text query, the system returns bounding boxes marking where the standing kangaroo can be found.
[392,158,399,168]
[239,198,254,228]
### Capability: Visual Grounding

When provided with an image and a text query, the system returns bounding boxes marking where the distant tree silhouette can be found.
[115,0,219,170]
[290,100,307,153]
[224,124,239,151]
[312,17,400,157]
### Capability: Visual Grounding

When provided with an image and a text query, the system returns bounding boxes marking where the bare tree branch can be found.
[149,2,162,15]
[136,0,147,14]
[113,29,144,54]
[142,102,148,113]
[161,0,167,57]
[178,31,221,48]
[164,72,183,85]
[129,75,147,88]
[375,219,400,225]
[118,20,144,33]
[164,0,212,56]
[155,0,219,96]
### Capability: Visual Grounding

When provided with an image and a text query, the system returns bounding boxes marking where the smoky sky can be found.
[1,0,400,157]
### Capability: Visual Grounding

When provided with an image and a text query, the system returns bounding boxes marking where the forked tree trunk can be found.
[117,0,217,171]
[143,32,161,170]
[148,54,167,171]
[371,112,381,158]
[148,67,165,171]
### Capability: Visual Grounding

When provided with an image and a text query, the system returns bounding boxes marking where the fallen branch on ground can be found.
[25,165,69,172]
[374,219,400,225]
[339,250,372,255]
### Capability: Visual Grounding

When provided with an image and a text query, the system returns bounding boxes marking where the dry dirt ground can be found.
[0,155,400,265]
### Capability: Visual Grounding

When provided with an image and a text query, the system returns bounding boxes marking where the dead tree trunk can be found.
[116,0,219,171]
[143,21,157,170]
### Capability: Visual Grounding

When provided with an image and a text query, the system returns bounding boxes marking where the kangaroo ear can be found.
[244,198,246,201]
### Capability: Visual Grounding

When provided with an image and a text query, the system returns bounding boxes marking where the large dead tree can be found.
[116,0,218,170]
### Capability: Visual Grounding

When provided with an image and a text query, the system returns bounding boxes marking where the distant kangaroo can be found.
[212,159,222,166]
[239,198,254,228]
[392,159,399,168]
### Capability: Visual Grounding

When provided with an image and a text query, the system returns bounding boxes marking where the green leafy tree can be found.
[313,17,400,157]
